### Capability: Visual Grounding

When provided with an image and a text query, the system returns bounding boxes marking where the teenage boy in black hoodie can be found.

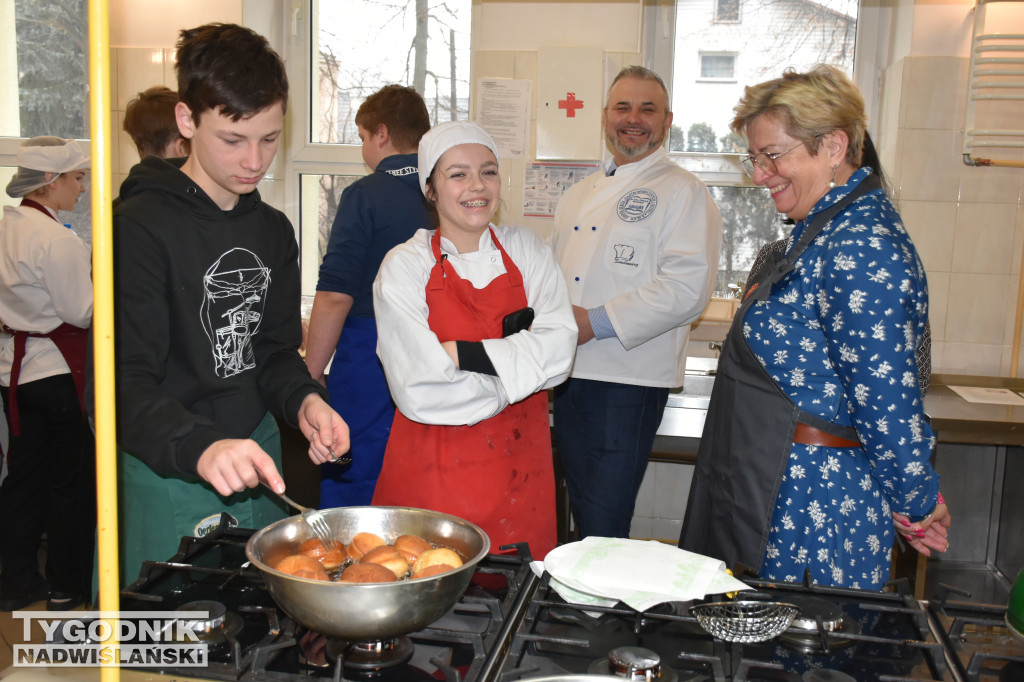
[113,23,349,581]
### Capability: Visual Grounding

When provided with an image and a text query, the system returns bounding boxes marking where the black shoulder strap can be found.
[749,174,882,301]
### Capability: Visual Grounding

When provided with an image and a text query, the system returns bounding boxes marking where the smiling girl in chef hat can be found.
[370,120,577,560]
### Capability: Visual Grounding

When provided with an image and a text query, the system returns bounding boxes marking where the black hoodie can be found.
[114,156,327,479]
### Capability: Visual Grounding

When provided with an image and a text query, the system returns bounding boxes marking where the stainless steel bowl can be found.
[245,506,490,641]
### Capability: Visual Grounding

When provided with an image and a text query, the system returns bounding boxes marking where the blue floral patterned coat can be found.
[743,168,939,589]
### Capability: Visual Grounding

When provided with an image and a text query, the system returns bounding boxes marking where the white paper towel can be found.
[532,537,750,611]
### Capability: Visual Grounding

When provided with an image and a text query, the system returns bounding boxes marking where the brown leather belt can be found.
[793,422,861,448]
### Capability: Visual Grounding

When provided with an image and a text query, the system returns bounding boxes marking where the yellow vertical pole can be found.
[87,1,120,681]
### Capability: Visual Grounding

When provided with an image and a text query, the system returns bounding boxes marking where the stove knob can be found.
[608,646,662,679]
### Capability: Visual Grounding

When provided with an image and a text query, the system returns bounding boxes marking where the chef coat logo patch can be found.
[616,189,657,222]
[613,244,639,267]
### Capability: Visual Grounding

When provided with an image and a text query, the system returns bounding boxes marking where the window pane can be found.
[700,54,735,79]
[313,0,472,145]
[298,173,363,293]
[715,0,740,23]
[712,185,787,295]
[670,0,858,153]
[0,0,89,139]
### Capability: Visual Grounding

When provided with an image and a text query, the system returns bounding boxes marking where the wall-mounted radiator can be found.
[963,0,1024,169]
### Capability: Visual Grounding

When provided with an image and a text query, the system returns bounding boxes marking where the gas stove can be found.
[500,572,955,681]
[927,583,1024,682]
[117,523,532,682]
[91,525,1024,682]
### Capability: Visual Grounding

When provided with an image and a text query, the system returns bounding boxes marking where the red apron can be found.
[372,228,557,559]
[3,199,88,436]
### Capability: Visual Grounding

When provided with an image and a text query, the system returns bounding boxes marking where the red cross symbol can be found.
[558,92,584,118]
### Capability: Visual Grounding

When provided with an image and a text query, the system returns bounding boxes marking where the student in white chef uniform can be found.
[372,121,577,559]
[0,138,94,612]
[551,65,722,540]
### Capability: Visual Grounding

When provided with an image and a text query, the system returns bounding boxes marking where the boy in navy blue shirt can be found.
[304,85,430,508]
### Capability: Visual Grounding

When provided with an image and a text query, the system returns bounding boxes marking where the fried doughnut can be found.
[339,562,398,583]
[410,563,457,580]
[274,554,330,581]
[360,545,409,579]
[411,547,463,576]
[393,534,432,563]
[345,531,386,560]
[299,537,341,559]
[320,546,348,571]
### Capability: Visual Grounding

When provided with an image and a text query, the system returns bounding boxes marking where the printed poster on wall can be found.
[475,78,531,159]
[523,162,600,218]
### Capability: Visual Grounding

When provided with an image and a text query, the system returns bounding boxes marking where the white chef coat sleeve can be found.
[605,178,721,350]
[373,235,510,426]
[479,226,577,403]
[44,231,93,328]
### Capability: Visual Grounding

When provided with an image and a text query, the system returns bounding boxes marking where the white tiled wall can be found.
[884,55,1024,376]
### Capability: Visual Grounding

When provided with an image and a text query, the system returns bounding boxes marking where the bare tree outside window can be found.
[311,1,471,256]
[315,0,471,145]
[671,0,858,294]
[3,0,91,242]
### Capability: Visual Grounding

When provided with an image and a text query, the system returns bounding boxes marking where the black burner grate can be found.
[119,524,535,682]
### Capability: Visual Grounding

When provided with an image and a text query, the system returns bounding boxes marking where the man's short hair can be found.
[123,86,188,158]
[354,85,431,151]
[175,23,288,125]
[608,65,671,112]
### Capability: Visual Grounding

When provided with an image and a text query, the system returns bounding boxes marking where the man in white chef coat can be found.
[551,65,722,540]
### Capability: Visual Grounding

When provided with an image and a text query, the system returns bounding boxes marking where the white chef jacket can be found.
[0,203,93,386]
[551,148,721,388]
[373,224,577,426]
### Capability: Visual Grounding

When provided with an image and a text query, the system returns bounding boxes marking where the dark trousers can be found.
[0,374,95,598]
[552,378,669,539]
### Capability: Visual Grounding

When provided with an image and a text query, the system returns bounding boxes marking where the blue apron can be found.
[320,316,395,508]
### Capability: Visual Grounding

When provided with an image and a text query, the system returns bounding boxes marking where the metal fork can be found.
[262,483,335,550]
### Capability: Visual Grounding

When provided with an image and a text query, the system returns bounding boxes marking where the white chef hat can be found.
[418,121,499,196]
[6,137,91,198]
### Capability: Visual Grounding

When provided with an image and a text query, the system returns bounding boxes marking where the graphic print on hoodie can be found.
[200,247,270,378]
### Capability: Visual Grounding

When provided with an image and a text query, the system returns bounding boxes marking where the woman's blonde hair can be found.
[730,64,867,167]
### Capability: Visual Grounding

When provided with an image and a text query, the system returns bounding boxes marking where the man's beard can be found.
[606,126,666,159]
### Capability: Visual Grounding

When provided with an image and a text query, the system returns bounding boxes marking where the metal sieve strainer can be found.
[690,600,800,643]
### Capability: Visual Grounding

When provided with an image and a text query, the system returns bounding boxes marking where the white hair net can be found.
[417,121,499,195]
[6,137,91,198]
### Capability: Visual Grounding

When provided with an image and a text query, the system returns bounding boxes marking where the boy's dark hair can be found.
[123,86,189,158]
[354,85,430,151]
[175,23,288,125]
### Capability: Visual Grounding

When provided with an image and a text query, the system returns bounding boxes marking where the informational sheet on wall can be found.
[523,161,600,217]
[948,385,1024,405]
[475,78,531,160]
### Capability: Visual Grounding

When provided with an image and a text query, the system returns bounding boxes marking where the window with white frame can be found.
[0,0,91,242]
[714,0,740,23]
[287,0,472,296]
[699,53,737,80]
[660,0,859,294]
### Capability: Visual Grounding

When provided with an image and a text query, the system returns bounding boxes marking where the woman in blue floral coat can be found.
[680,65,951,589]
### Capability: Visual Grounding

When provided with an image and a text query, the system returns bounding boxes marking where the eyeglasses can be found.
[740,141,804,177]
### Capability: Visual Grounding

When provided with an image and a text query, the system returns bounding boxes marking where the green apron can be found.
[117,411,287,585]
